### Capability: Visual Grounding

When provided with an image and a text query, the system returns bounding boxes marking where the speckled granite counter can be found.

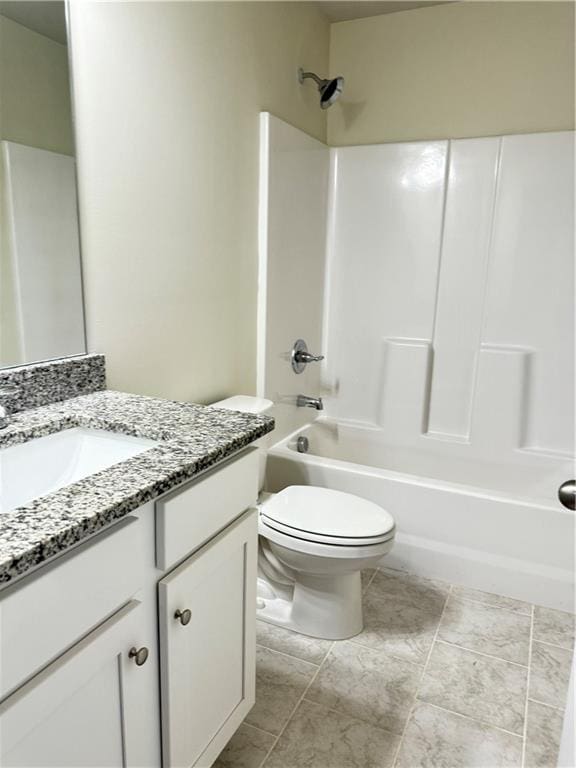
[0,390,274,584]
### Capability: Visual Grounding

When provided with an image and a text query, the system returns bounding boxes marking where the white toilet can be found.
[209,396,396,640]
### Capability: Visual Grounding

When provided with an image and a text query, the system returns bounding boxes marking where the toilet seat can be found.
[260,516,395,546]
[260,485,395,547]
[259,516,395,560]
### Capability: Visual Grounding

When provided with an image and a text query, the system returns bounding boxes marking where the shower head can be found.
[298,68,344,109]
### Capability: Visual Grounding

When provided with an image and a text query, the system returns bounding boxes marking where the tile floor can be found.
[215,567,574,768]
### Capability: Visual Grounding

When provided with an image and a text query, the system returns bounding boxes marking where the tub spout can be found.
[297,394,324,411]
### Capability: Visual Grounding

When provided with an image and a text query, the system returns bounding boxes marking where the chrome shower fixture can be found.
[291,339,324,373]
[298,68,344,109]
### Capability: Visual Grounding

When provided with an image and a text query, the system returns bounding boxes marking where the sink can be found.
[0,427,157,514]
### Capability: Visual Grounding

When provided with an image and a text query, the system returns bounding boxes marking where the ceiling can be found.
[0,0,450,46]
[317,1,451,23]
[0,1,67,44]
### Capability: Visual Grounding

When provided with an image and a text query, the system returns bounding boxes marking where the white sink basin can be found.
[0,427,157,514]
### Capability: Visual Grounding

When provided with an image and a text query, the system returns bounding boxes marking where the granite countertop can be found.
[0,390,274,584]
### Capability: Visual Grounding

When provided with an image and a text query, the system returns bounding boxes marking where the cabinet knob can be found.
[128,646,149,666]
[174,608,192,626]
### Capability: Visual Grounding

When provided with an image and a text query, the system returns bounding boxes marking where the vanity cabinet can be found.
[159,510,257,768]
[0,515,147,700]
[0,599,158,768]
[0,446,259,768]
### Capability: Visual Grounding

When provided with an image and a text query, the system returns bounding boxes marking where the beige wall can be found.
[69,1,329,403]
[69,1,574,403]
[328,1,575,146]
[0,15,73,154]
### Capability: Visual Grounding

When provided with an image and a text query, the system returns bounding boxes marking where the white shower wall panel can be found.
[324,142,447,424]
[482,132,575,456]
[326,131,575,466]
[427,137,500,440]
[258,114,330,439]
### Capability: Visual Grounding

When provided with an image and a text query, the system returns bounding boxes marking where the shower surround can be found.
[324,131,574,462]
[258,115,575,607]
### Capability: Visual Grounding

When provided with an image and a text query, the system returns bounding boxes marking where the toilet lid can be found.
[260,486,395,545]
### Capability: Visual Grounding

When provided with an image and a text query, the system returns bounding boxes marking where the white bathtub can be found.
[265,420,575,611]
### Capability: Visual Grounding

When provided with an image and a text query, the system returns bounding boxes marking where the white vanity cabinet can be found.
[159,510,257,768]
[0,446,260,768]
[0,515,149,700]
[0,510,160,768]
[0,599,158,768]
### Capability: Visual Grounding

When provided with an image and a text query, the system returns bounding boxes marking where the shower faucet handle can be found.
[297,351,324,364]
[291,339,324,374]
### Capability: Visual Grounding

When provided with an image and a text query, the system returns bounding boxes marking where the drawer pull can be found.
[174,608,192,626]
[128,646,149,666]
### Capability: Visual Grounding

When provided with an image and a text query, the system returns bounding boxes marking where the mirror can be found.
[0,0,86,368]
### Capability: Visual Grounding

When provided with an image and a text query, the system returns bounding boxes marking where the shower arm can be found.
[298,69,327,88]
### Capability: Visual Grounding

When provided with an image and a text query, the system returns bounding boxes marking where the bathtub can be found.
[265,420,575,611]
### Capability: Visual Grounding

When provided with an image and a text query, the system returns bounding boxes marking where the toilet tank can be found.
[208,395,274,491]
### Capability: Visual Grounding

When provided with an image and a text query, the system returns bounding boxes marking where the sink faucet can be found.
[0,387,18,429]
[296,394,324,411]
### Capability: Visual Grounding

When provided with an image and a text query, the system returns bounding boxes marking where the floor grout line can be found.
[521,604,535,768]
[532,605,576,616]
[416,700,525,740]
[242,722,279,738]
[391,584,454,767]
[526,697,567,712]
[530,636,575,652]
[255,643,323,667]
[434,637,530,668]
[259,640,335,768]
[447,593,533,617]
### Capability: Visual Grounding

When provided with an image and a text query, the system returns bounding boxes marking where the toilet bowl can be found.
[258,486,395,639]
[209,396,396,640]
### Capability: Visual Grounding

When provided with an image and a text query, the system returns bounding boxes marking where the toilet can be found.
[209,396,396,640]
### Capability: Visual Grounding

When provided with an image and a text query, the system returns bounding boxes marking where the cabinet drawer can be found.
[0,516,146,699]
[155,448,259,571]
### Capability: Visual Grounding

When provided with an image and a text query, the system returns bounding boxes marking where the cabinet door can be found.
[159,509,257,768]
[0,600,159,768]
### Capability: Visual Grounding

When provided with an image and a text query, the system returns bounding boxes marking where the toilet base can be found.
[256,570,364,640]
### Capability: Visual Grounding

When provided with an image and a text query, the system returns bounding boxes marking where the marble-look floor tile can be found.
[305,641,422,733]
[214,724,275,768]
[451,586,532,616]
[529,641,572,708]
[395,702,523,768]
[246,647,318,735]
[369,568,451,606]
[525,700,565,768]
[256,621,332,665]
[353,592,444,665]
[353,572,448,665]
[263,699,399,768]
[417,641,527,734]
[437,597,530,664]
[533,606,575,649]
